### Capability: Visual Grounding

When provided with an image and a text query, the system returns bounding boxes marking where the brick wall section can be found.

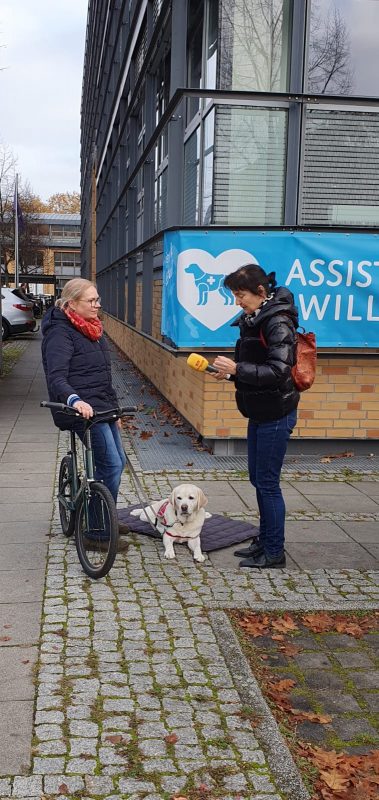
[104,314,379,441]
[135,279,142,331]
[152,278,163,341]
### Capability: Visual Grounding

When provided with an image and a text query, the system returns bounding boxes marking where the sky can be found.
[0,0,88,202]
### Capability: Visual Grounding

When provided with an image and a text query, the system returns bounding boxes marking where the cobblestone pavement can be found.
[1,425,378,800]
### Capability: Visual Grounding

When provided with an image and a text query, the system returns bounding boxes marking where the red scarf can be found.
[63,307,103,341]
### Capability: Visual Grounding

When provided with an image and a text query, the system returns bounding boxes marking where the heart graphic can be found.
[177,248,257,331]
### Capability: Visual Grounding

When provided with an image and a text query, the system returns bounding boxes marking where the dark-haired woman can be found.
[213,265,299,569]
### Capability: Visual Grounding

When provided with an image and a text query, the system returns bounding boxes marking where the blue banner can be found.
[162,230,379,348]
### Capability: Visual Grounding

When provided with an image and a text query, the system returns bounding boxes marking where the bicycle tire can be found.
[58,455,75,537]
[75,481,119,579]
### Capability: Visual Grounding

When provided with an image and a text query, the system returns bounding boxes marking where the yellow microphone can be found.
[187,353,219,373]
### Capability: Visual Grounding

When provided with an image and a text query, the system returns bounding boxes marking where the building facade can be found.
[81,0,379,452]
[2,212,81,296]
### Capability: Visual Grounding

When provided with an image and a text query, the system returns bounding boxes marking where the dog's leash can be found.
[121,445,181,537]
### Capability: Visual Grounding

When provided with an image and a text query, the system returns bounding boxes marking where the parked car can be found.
[1,287,37,340]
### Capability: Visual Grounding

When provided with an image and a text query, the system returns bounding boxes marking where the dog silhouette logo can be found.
[177,248,257,332]
[185,263,235,306]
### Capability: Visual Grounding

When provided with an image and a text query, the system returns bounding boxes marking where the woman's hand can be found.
[73,400,94,419]
[213,356,237,376]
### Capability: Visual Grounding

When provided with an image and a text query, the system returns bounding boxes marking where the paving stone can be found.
[331,716,378,741]
[118,778,156,793]
[334,652,375,669]
[44,776,84,793]
[350,671,379,690]
[295,652,332,669]
[302,670,345,690]
[12,777,43,796]
[363,692,379,712]
[317,691,362,713]
[85,775,115,793]
[65,757,97,773]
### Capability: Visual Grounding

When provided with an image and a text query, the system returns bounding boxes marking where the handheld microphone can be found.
[187,353,219,374]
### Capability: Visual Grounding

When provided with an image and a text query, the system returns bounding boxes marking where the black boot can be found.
[234,538,263,558]
[239,551,286,569]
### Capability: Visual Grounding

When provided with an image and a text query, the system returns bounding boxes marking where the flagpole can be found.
[14,173,19,287]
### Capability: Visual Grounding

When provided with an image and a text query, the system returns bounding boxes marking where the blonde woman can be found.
[41,278,127,544]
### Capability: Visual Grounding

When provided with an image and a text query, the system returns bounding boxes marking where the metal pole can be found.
[14,173,19,287]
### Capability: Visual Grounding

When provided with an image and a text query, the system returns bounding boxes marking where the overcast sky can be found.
[0,0,88,202]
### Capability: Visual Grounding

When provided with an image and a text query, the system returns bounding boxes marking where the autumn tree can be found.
[46,191,80,213]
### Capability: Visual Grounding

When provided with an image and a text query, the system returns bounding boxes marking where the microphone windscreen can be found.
[187,353,209,372]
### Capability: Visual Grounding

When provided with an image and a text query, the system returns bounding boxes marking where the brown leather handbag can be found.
[260,324,317,393]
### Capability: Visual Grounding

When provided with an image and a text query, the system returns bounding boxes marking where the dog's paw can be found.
[164,551,176,559]
[194,553,207,562]
[205,512,212,518]
[130,508,143,517]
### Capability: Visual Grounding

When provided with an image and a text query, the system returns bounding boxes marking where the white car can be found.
[1,287,37,340]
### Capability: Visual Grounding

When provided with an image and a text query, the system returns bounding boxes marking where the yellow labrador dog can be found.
[130,483,211,562]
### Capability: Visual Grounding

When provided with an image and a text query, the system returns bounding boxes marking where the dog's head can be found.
[170,483,208,522]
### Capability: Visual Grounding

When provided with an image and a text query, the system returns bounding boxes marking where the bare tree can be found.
[0,142,16,280]
[0,144,45,283]
[219,0,353,95]
[308,2,354,94]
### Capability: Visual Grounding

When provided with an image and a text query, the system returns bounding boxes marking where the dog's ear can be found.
[196,488,208,510]
[170,488,177,508]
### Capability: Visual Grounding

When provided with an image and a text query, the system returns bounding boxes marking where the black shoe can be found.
[239,552,286,569]
[234,539,263,558]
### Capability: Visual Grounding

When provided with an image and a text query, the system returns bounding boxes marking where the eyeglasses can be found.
[82,296,101,306]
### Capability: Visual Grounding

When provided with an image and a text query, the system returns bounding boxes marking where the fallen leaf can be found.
[271,614,299,633]
[280,642,300,656]
[105,734,125,744]
[165,733,178,744]
[290,709,332,724]
[58,784,69,795]
[238,614,271,638]
[302,612,334,633]
[0,636,11,642]
[267,678,297,693]
[321,451,354,462]
[319,768,350,791]
[140,430,154,440]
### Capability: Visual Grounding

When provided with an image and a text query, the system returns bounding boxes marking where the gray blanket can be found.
[118,504,259,553]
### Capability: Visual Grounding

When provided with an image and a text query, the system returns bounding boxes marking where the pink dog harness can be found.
[155,500,193,539]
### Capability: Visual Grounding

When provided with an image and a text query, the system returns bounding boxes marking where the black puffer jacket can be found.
[41,307,118,431]
[232,287,300,423]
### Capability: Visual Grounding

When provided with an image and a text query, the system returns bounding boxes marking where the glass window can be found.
[183,127,201,224]
[206,0,218,90]
[187,0,204,122]
[51,225,81,238]
[308,0,379,96]
[213,106,287,225]
[219,0,292,91]
[202,109,215,224]
[54,252,81,269]
[301,109,379,226]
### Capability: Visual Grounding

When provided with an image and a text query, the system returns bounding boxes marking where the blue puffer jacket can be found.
[41,306,118,430]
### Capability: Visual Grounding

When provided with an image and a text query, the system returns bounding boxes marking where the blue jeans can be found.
[80,421,126,504]
[247,411,297,559]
